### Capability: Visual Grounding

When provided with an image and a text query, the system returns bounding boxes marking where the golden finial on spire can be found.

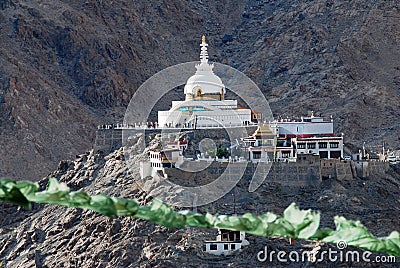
[202,35,206,43]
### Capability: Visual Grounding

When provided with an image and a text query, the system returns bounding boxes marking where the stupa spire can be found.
[200,35,209,63]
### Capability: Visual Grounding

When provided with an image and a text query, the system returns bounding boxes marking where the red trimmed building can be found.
[274,114,343,161]
[243,114,343,162]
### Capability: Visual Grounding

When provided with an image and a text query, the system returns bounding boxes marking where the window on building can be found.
[261,140,273,146]
[319,142,327,148]
[297,143,306,149]
[307,143,316,149]
[253,113,261,119]
[330,151,341,159]
[210,244,217,250]
[231,244,236,250]
[253,152,261,159]
[330,142,339,148]
[222,233,228,241]
[224,244,228,250]
[319,151,328,159]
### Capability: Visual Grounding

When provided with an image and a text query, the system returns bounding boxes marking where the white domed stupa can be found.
[184,35,225,101]
[158,36,255,129]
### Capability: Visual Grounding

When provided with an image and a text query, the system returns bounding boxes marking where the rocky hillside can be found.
[1,1,399,179]
[0,146,399,267]
[226,0,400,147]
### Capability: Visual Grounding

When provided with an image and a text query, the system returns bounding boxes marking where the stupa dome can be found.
[184,36,225,99]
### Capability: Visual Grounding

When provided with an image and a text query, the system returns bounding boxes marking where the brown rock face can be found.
[0,148,399,267]
[0,0,399,179]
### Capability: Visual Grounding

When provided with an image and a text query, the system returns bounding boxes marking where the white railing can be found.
[98,122,258,130]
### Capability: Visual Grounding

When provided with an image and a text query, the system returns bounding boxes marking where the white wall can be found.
[204,242,242,255]
[294,138,343,159]
[140,161,152,178]
[158,109,251,128]
[276,122,333,136]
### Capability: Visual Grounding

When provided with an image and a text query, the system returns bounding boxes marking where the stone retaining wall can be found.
[165,154,321,187]
[354,160,389,178]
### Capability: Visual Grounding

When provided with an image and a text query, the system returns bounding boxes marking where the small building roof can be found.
[252,125,275,139]
[149,148,181,154]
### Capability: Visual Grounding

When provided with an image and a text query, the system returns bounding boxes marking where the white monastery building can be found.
[272,113,343,160]
[241,113,344,162]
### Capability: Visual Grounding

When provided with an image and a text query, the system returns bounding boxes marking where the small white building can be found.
[203,229,249,256]
[149,148,183,170]
[165,141,188,151]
